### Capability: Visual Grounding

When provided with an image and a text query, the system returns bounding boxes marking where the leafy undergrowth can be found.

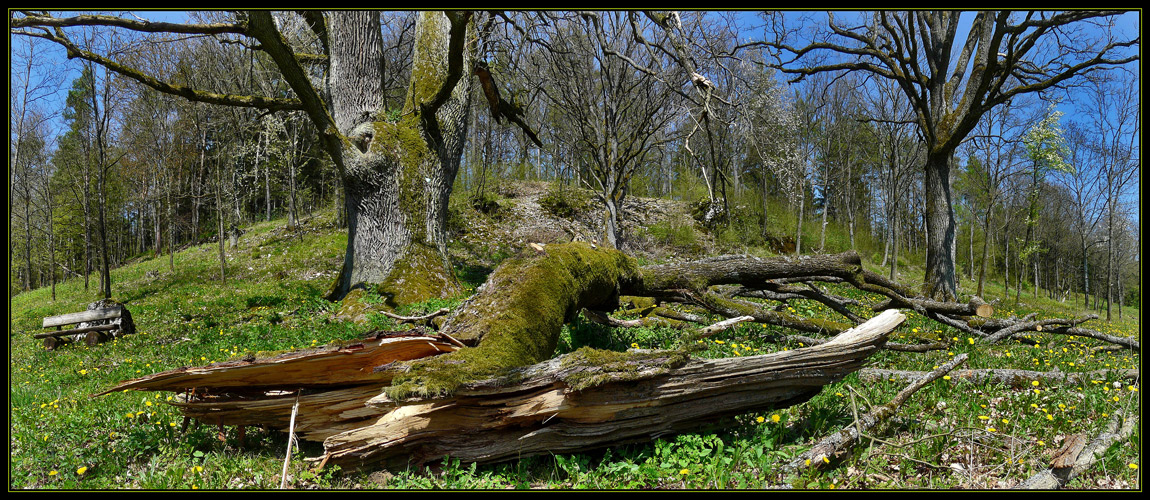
[9,212,1141,490]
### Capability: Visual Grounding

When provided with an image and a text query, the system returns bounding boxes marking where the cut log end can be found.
[975,303,994,318]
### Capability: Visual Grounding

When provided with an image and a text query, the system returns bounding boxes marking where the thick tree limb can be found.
[14,23,304,114]
[859,367,1139,387]
[980,314,1099,344]
[873,295,993,318]
[101,244,1129,472]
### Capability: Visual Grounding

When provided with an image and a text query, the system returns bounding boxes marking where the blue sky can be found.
[12,10,1140,222]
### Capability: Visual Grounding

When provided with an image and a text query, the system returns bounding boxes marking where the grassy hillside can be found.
[9,185,1141,490]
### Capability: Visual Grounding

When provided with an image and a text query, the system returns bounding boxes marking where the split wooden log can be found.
[98,330,460,395]
[781,353,968,474]
[1014,410,1138,489]
[320,310,905,470]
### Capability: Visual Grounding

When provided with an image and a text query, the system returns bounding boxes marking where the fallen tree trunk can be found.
[100,243,1125,472]
[321,310,904,469]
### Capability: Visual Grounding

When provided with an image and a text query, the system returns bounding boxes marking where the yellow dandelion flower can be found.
[679,468,690,475]
[76,466,88,475]
[771,414,781,423]
[49,470,58,476]
[756,416,765,423]
[1032,381,1040,387]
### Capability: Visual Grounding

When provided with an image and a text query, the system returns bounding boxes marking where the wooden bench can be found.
[37,306,133,350]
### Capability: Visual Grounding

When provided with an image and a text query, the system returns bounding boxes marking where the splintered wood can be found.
[324,311,902,470]
[105,309,903,470]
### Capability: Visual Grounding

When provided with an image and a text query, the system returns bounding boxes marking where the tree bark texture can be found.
[923,152,957,301]
[323,12,472,306]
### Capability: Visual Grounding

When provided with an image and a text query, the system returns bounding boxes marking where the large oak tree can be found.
[12,10,490,304]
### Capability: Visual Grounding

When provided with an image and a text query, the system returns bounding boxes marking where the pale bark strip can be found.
[782,353,968,473]
[785,334,947,353]
[698,315,755,338]
[859,367,1139,388]
[1014,410,1138,489]
[279,392,300,490]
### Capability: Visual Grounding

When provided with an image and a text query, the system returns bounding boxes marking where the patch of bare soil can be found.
[448,181,713,267]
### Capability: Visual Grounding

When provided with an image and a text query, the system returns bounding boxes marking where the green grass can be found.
[9,207,1141,490]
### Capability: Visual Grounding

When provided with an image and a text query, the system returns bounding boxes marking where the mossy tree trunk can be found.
[244,11,473,305]
[321,11,473,304]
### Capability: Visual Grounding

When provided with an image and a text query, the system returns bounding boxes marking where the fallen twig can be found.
[279,390,300,490]
[782,353,968,473]
[380,308,451,324]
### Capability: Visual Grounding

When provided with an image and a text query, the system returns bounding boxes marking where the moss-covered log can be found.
[381,242,641,401]
[631,251,865,295]
[320,310,904,470]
